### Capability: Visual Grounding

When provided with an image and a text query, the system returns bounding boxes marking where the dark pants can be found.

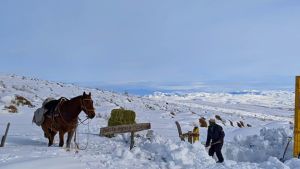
[208,143,224,162]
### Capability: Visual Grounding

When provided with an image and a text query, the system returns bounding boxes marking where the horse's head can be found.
[81,92,95,119]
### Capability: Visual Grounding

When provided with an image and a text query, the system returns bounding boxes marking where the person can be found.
[192,126,199,143]
[205,118,225,163]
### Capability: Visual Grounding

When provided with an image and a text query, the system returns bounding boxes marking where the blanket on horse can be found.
[32,97,57,126]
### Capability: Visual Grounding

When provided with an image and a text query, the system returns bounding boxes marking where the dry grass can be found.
[215,115,226,126]
[229,120,234,127]
[145,104,155,110]
[237,122,242,128]
[199,117,208,127]
[12,95,34,107]
[239,121,245,127]
[215,115,223,121]
[4,105,18,113]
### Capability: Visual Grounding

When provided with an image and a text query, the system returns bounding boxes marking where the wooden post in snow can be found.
[175,121,185,141]
[0,123,10,147]
[188,131,193,144]
[294,76,300,158]
[130,132,135,150]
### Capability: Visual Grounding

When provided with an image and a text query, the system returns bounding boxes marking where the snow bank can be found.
[224,122,293,163]
[284,158,300,169]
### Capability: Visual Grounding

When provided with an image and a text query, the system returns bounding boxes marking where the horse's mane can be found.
[58,95,82,103]
[69,95,82,100]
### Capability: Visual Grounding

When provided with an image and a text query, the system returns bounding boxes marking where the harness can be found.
[80,98,95,114]
[47,97,95,128]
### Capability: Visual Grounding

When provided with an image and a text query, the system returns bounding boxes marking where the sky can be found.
[0,0,300,86]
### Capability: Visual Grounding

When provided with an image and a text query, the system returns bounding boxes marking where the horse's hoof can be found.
[59,144,64,147]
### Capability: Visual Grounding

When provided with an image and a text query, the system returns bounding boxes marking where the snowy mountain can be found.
[0,74,299,169]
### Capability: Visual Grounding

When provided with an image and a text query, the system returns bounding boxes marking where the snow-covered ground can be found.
[0,74,299,169]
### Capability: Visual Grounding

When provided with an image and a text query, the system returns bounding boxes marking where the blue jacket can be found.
[205,123,225,146]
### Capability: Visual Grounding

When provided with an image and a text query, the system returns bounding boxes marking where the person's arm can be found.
[219,127,225,142]
[205,127,211,147]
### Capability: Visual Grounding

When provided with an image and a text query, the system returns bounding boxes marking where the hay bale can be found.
[199,117,208,127]
[108,109,136,126]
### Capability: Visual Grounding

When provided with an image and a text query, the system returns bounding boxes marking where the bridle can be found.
[80,98,95,117]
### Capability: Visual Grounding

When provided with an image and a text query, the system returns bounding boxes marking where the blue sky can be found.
[0,0,300,85]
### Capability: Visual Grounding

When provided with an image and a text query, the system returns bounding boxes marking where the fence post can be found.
[188,131,193,144]
[294,76,300,157]
[130,132,134,150]
[175,121,185,141]
[0,123,10,147]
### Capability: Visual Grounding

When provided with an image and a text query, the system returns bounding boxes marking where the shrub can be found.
[215,115,222,121]
[240,121,245,127]
[237,122,242,128]
[12,95,34,107]
[229,120,234,127]
[4,105,18,113]
[145,104,155,110]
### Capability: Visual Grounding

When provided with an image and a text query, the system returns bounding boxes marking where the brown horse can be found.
[41,92,95,148]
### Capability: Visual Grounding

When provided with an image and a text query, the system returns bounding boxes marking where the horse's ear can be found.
[89,92,91,96]
[83,92,86,96]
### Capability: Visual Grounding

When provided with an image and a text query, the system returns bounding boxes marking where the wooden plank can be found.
[175,121,185,141]
[0,123,10,147]
[100,123,151,136]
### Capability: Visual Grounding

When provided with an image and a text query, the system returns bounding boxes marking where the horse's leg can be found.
[41,123,52,146]
[41,124,49,138]
[59,131,65,147]
[66,130,75,149]
[49,130,57,147]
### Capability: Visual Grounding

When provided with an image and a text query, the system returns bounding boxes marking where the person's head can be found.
[209,118,216,126]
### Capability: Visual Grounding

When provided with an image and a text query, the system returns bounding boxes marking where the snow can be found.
[0,74,299,169]
[224,122,293,162]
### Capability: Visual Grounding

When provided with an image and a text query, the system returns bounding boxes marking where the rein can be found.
[74,118,90,151]
[74,98,94,151]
